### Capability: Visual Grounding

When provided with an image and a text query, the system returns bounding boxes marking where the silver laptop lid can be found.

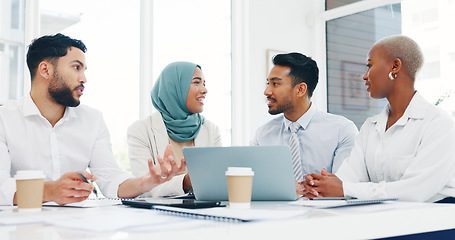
[183,146,297,201]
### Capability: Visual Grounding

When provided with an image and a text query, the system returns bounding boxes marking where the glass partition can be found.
[326,4,401,128]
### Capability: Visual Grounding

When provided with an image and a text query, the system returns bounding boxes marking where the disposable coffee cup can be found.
[225,167,254,209]
[14,170,45,212]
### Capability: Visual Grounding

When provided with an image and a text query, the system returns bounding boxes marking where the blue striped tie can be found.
[289,122,303,182]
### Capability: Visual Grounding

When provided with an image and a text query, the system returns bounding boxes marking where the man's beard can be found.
[268,96,293,115]
[48,72,81,107]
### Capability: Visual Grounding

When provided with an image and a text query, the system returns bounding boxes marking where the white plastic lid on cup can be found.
[225,167,254,176]
[14,170,45,180]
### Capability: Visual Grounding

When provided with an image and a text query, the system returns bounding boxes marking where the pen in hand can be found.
[78,173,98,198]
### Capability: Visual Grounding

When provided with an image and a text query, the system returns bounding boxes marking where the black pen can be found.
[78,173,98,198]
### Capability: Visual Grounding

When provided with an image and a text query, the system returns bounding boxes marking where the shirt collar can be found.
[62,106,77,121]
[23,93,42,117]
[371,91,427,126]
[23,93,78,121]
[283,103,316,131]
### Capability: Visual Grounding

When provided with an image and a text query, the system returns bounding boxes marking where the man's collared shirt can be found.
[251,104,358,174]
[337,92,455,202]
[0,94,132,205]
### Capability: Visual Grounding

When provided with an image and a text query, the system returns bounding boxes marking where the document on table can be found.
[43,198,123,208]
[291,198,398,208]
[0,206,201,231]
[44,207,188,232]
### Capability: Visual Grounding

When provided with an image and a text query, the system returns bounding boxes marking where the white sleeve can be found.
[143,174,185,197]
[0,114,15,205]
[89,115,132,198]
[336,122,372,198]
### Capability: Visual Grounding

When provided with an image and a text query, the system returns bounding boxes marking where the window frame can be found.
[313,0,401,113]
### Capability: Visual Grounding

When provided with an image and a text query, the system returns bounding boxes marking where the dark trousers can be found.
[435,197,455,203]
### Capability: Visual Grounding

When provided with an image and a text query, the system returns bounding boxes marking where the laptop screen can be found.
[183,146,297,201]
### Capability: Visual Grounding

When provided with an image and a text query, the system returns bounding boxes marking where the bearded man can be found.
[0,34,185,205]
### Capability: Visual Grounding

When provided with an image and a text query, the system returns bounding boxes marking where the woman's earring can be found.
[389,71,396,80]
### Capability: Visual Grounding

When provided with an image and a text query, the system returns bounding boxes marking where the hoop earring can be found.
[389,71,396,80]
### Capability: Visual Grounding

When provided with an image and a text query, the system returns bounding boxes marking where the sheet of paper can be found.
[44,207,190,232]
[43,198,122,208]
[0,206,212,232]
[0,213,47,225]
[290,198,398,209]
[0,207,73,225]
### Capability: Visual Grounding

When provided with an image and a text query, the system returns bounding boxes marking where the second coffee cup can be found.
[14,170,45,212]
[225,167,254,209]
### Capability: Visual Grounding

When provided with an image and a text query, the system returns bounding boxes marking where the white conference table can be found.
[1,200,455,240]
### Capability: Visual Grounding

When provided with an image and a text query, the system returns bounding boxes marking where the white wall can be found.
[232,0,325,145]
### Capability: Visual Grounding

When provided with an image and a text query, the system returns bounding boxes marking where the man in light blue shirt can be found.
[250,52,358,193]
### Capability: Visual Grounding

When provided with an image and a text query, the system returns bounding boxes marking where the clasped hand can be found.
[301,168,344,199]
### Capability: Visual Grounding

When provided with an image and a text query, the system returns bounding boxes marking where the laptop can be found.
[183,146,297,201]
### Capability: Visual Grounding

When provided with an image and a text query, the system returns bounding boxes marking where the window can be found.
[151,0,232,145]
[40,0,141,170]
[326,0,363,10]
[403,0,455,112]
[0,0,25,104]
[10,0,21,29]
[325,0,455,127]
[39,0,232,170]
[326,3,401,128]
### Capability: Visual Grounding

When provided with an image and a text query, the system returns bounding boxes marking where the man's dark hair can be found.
[26,33,87,80]
[272,52,319,97]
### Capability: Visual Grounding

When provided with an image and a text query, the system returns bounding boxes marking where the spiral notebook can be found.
[151,205,305,223]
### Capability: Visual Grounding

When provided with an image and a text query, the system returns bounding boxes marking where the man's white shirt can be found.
[0,94,132,205]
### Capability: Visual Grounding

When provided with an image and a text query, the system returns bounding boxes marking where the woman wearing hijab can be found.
[128,62,222,197]
[302,35,455,202]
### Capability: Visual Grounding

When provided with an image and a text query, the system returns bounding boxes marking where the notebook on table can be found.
[183,146,297,201]
[148,205,306,223]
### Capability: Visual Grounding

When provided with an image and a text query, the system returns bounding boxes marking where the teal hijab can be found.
[151,62,205,142]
